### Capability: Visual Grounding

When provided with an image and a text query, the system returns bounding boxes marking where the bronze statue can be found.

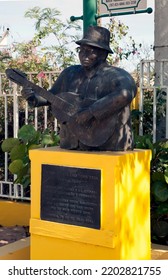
[6,26,137,151]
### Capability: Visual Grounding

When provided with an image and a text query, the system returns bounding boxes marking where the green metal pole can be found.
[70,2,153,34]
[83,0,97,33]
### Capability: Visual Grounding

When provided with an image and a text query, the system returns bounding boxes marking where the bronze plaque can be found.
[41,165,101,229]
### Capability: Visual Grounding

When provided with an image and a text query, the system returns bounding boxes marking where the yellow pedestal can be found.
[29,147,151,260]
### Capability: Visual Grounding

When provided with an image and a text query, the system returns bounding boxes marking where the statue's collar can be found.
[82,61,108,79]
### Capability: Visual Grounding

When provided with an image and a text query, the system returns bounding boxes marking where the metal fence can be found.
[0,71,60,201]
[0,61,168,201]
[139,59,168,142]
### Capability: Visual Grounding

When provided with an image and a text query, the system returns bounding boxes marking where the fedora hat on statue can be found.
[76,25,113,53]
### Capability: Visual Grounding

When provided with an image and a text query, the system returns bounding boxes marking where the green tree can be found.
[0,7,81,73]
[24,7,142,69]
[24,6,81,68]
[107,18,143,66]
[7,40,53,73]
[0,6,144,73]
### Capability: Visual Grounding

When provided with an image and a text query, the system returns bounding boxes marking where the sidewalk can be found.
[151,243,168,260]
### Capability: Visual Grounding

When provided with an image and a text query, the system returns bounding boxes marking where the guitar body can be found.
[69,114,116,147]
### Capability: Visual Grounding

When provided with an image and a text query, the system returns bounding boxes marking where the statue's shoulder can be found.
[107,65,135,82]
[62,64,82,74]
[104,65,136,91]
[105,65,130,75]
[58,65,83,80]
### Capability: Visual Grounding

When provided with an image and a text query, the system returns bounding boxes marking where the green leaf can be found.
[18,124,37,143]
[160,140,168,149]
[15,172,30,188]
[145,137,153,148]
[134,135,152,149]
[28,144,42,150]
[1,138,20,152]
[22,176,31,189]
[14,177,22,184]
[159,152,168,163]
[9,159,24,175]
[164,167,168,184]
[152,181,168,202]
[22,175,31,188]
[31,130,42,144]
[145,138,155,158]
[152,172,165,183]
[52,134,60,146]
[152,221,168,239]
[19,164,30,177]
[22,155,30,165]
[156,202,168,215]
[10,144,26,161]
[41,134,55,145]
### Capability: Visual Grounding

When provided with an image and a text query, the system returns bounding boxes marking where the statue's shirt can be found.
[50,62,137,151]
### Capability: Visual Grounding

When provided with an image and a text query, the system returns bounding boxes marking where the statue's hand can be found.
[21,86,35,100]
[73,108,93,125]
[21,86,38,107]
[21,86,49,107]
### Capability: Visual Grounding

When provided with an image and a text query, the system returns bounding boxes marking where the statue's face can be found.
[78,45,105,69]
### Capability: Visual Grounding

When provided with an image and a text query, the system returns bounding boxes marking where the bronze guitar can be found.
[5,68,115,147]
[5,68,94,123]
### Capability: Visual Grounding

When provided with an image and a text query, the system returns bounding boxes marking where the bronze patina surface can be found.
[6,26,137,151]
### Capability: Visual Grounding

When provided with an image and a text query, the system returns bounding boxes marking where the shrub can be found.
[134,135,168,245]
[1,124,59,188]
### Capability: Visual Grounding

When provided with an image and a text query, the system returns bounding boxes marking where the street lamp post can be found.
[83,0,97,33]
[70,0,152,35]
[70,0,98,34]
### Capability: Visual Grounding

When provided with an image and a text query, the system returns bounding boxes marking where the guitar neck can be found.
[6,68,56,104]
[25,80,81,117]
[5,68,95,118]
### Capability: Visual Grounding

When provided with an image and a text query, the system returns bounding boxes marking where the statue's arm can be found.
[21,87,50,107]
[89,81,137,120]
[22,69,68,107]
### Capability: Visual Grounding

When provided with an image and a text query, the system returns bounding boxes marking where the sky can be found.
[0,0,154,44]
[0,0,154,71]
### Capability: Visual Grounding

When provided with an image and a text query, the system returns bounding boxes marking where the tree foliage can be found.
[0,7,81,73]
[107,18,143,66]
[0,6,146,74]
[24,6,81,69]
[1,124,60,188]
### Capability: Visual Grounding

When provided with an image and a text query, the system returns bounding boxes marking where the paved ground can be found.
[0,226,29,247]
[0,227,167,259]
[151,244,168,260]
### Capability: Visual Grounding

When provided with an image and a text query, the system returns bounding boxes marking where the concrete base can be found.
[151,243,168,260]
[0,200,30,260]
[0,237,30,260]
[30,147,151,260]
